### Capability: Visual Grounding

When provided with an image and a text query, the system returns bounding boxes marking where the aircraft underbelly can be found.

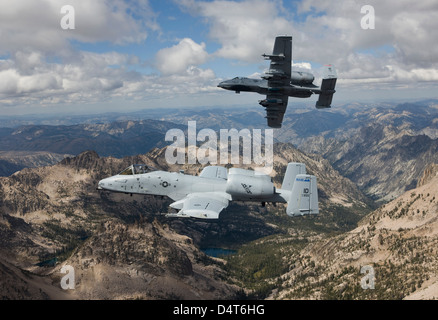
[229,84,258,92]
[231,192,286,203]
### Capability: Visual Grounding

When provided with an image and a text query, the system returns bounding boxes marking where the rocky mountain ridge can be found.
[299,104,438,202]
[1,98,437,299]
[0,151,71,177]
[0,119,184,159]
[272,163,438,300]
[0,149,236,299]
[1,100,436,203]
[0,142,370,299]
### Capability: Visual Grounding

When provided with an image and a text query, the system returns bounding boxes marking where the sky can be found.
[0,0,437,116]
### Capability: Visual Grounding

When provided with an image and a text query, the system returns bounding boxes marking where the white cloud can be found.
[0,52,113,101]
[295,0,438,83]
[0,47,218,108]
[178,0,294,62]
[155,38,209,75]
[0,69,20,95]
[1,0,438,111]
[18,73,62,94]
[0,0,164,108]
[180,0,438,91]
[292,62,312,71]
[0,0,156,56]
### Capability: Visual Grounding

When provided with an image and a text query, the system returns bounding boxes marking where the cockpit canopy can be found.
[118,164,156,175]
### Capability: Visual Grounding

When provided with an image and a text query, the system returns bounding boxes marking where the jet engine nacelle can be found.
[225,168,275,199]
[290,71,314,85]
[259,98,284,107]
[283,86,313,98]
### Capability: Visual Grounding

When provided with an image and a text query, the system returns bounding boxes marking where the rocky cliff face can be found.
[0,150,240,299]
[55,219,238,300]
[417,163,438,188]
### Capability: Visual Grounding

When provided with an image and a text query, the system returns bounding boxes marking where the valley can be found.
[0,100,437,300]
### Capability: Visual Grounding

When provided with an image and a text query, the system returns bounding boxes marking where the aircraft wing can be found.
[260,36,292,128]
[167,192,230,219]
[265,35,292,80]
[261,94,288,128]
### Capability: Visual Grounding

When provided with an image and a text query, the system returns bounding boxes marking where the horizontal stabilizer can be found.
[316,65,337,109]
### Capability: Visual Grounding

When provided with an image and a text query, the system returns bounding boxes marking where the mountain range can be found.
[0,119,185,176]
[272,163,438,300]
[1,100,437,202]
[0,141,370,299]
[1,99,438,299]
[0,120,182,157]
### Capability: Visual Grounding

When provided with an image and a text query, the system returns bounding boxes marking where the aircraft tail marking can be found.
[287,174,319,217]
[281,162,306,191]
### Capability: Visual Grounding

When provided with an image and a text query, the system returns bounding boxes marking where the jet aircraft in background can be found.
[218,35,337,128]
[97,162,318,219]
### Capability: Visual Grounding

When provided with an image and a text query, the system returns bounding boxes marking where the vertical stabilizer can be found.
[281,162,306,191]
[287,174,319,217]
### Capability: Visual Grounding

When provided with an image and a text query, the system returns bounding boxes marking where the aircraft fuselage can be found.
[98,168,288,203]
[217,75,319,98]
[98,163,319,219]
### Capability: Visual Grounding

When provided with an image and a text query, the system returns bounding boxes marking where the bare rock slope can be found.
[274,164,438,300]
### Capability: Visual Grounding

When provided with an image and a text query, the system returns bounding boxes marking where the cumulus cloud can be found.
[0,0,157,55]
[1,0,437,110]
[0,0,220,109]
[155,38,209,75]
[0,0,166,107]
[0,51,130,102]
[0,70,20,95]
[294,0,438,84]
[178,0,294,62]
[177,0,438,90]
[0,48,218,108]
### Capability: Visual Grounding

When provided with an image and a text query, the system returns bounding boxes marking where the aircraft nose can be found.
[97,177,111,190]
[218,80,231,89]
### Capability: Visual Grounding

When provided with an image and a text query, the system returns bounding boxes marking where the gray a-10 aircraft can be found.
[217,35,337,128]
[97,162,318,219]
